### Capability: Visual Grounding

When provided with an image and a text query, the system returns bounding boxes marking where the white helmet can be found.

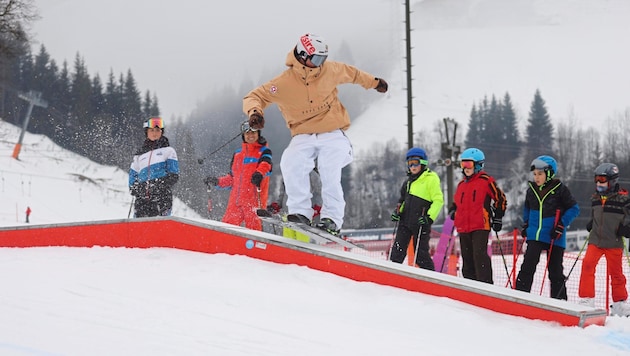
[295,33,328,66]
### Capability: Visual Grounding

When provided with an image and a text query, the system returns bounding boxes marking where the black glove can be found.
[249,111,265,129]
[251,171,263,187]
[391,203,401,222]
[586,220,593,232]
[204,176,218,186]
[375,78,388,93]
[617,223,630,237]
[130,182,142,197]
[551,223,565,240]
[448,206,456,220]
[492,217,503,232]
[521,223,528,238]
[418,215,432,226]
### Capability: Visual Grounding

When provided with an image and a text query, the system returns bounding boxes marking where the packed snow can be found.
[1,121,630,354]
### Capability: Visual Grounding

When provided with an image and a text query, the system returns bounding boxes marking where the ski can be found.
[256,209,365,250]
[432,216,456,273]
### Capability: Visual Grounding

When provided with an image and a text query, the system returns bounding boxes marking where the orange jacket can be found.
[243,51,380,136]
[217,140,272,219]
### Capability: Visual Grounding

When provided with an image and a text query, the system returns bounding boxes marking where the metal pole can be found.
[404,0,413,149]
[12,91,48,160]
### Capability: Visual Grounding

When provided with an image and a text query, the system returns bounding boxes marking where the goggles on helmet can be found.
[144,117,164,129]
[309,54,328,67]
[407,157,428,168]
[460,160,475,169]
[241,121,258,133]
[530,158,550,172]
[594,175,609,183]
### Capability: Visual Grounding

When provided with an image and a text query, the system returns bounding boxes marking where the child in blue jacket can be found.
[516,155,579,300]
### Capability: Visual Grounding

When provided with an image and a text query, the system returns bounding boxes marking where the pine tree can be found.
[525,89,554,162]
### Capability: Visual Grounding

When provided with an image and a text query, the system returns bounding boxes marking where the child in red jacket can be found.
[205,122,272,231]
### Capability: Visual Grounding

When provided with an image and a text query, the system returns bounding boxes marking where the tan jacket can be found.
[243,50,380,136]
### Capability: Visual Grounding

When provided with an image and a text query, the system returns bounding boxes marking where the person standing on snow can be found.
[129,117,179,218]
[516,155,579,300]
[578,163,630,316]
[205,122,272,231]
[242,33,388,236]
[448,148,507,284]
[390,148,444,270]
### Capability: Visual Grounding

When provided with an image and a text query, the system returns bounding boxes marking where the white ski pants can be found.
[280,130,353,228]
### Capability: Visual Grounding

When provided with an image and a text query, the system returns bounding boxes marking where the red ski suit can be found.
[217,140,272,230]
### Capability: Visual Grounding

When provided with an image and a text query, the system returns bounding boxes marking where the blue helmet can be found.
[406,147,427,160]
[406,147,428,167]
[460,148,485,173]
[530,155,557,180]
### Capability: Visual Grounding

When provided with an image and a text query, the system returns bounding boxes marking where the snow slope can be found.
[0,118,629,354]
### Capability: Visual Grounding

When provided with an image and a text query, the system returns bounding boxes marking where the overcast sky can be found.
[30,0,630,150]
[31,0,400,121]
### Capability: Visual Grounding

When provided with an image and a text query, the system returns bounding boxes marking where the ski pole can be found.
[494,231,513,289]
[540,209,561,296]
[127,196,135,218]
[554,232,590,299]
[413,207,428,267]
[387,221,399,261]
[197,131,242,165]
[439,232,454,273]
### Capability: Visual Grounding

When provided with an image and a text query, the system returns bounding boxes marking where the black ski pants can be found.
[459,230,493,284]
[516,240,567,300]
[390,223,435,271]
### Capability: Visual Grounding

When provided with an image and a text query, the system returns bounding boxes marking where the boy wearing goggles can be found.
[389,147,444,270]
[448,148,507,284]
[129,117,179,217]
[516,155,579,300]
[578,163,630,315]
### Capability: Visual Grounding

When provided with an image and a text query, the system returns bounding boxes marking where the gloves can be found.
[521,223,528,238]
[130,182,142,197]
[249,111,265,129]
[586,220,593,232]
[251,171,263,187]
[617,223,630,237]
[491,217,503,232]
[391,203,401,222]
[448,206,456,220]
[267,202,281,214]
[375,78,388,93]
[204,176,218,186]
[551,223,565,240]
[418,215,432,226]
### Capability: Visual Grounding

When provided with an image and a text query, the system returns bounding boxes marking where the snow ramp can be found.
[0,216,606,327]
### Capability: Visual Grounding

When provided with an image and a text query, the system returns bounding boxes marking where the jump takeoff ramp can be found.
[0,216,606,328]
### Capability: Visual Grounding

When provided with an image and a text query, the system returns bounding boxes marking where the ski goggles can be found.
[530,158,550,171]
[308,54,328,67]
[407,158,428,168]
[241,121,258,133]
[594,175,609,183]
[144,117,164,129]
[460,160,475,169]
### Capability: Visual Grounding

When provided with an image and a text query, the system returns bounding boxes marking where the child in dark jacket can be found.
[390,148,444,270]
[516,155,579,300]
[578,163,630,316]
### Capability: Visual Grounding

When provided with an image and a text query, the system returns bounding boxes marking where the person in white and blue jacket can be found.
[129,117,179,217]
[516,155,579,300]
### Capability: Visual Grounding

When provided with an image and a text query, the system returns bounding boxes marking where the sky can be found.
[29,0,630,155]
[1,119,630,354]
